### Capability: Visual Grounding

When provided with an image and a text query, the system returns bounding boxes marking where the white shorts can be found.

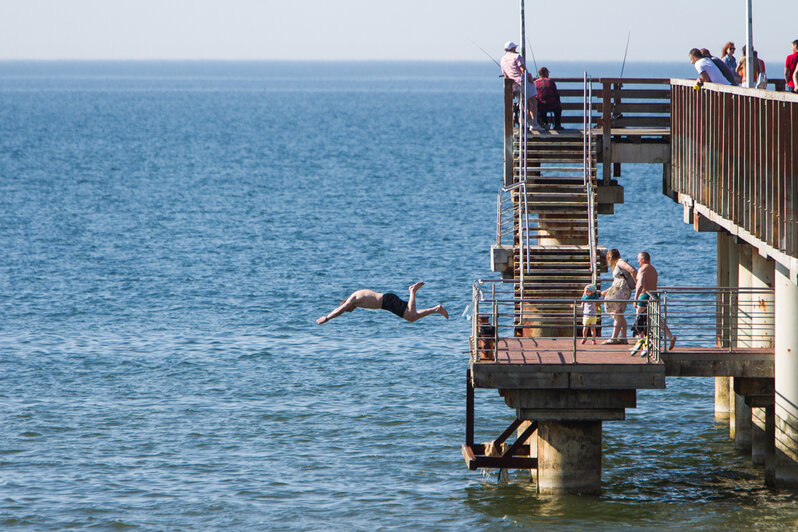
[514,80,538,99]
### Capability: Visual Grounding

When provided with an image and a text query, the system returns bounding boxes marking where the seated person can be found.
[534,67,563,130]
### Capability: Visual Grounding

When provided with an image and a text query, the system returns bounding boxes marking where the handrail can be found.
[470,281,776,365]
[583,73,597,284]
[669,78,798,259]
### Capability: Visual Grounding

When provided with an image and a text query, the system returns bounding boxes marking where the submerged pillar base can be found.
[715,376,730,420]
[537,421,601,495]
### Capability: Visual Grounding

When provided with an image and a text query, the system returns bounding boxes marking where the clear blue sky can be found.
[1,0,795,64]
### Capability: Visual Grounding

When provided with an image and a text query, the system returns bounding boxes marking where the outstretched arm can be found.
[317,296,356,325]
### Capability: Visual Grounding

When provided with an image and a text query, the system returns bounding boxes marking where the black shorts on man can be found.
[381,293,408,319]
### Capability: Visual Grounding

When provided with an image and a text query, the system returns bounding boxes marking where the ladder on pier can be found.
[502,82,602,332]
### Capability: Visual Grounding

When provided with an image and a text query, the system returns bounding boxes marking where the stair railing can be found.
[583,73,598,285]
[495,181,532,291]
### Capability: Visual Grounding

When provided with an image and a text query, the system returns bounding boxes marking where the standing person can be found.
[500,41,546,132]
[316,282,448,324]
[736,45,767,88]
[689,48,730,86]
[700,48,738,86]
[601,249,637,345]
[785,40,798,93]
[535,67,563,130]
[579,284,600,345]
[721,42,740,83]
[634,251,677,350]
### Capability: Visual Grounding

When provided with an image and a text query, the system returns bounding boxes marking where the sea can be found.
[1,60,796,530]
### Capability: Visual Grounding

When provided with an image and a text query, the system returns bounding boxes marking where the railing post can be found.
[601,80,612,184]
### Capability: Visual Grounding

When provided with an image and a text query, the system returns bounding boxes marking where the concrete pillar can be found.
[729,378,736,440]
[734,389,752,451]
[772,263,798,487]
[537,421,601,495]
[750,253,775,466]
[765,405,776,485]
[752,407,767,466]
[751,252,775,349]
[715,378,730,420]
[737,242,753,349]
[715,233,733,419]
[518,420,538,483]
[732,242,753,450]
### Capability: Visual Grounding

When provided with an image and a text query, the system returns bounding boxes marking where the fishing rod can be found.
[613,31,631,120]
[619,31,631,79]
[470,39,501,69]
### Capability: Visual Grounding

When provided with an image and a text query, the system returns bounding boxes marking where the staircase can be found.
[506,132,602,334]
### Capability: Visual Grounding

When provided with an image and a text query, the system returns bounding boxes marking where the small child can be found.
[580,284,600,345]
[630,292,650,356]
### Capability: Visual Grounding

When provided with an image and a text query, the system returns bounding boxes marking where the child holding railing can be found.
[580,284,601,345]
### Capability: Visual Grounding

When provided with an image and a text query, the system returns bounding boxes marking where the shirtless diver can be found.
[316,282,449,324]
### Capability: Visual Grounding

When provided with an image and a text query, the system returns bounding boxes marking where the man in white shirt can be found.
[500,41,545,132]
[689,48,731,86]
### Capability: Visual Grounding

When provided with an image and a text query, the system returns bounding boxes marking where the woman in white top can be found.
[601,248,637,345]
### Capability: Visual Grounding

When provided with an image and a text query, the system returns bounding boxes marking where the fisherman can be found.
[316,282,448,324]
[500,41,545,132]
[535,67,563,130]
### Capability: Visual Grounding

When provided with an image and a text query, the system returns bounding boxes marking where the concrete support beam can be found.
[611,142,669,163]
[491,245,513,275]
[773,263,798,487]
[537,421,602,495]
[596,184,624,205]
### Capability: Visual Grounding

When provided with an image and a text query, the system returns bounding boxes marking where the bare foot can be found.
[580,339,587,344]
[409,281,425,293]
[438,305,449,319]
[592,340,597,345]
[316,315,329,325]
[669,336,677,350]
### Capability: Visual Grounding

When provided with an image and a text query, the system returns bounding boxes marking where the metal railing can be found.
[670,79,798,257]
[583,73,597,284]
[470,281,775,365]
[646,287,775,360]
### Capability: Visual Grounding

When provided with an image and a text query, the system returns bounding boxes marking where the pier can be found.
[464,75,798,494]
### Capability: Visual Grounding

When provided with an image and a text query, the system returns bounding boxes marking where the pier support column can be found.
[537,421,601,495]
[772,263,798,487]
[715,232,736,420]
[732,242,753,450]
[752,407,768,466]
[750,253,775,466]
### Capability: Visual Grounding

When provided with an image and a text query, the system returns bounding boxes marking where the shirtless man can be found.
[635,251,677,350]
[316,282,449,325]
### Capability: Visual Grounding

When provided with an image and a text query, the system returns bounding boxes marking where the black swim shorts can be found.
[381,293,408,319]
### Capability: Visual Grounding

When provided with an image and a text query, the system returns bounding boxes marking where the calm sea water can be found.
[1,61,796,530]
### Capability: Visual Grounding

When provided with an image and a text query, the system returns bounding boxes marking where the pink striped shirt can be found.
[500,51,526,89]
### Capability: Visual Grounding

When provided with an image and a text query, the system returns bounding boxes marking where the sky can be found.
[1,0,796,64]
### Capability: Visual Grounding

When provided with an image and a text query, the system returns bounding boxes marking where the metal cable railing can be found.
[470,281,775,365]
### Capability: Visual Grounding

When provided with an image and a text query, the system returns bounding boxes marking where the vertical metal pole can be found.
[573,301,578,363]
[745,0,755,87]
[492,283,498,362]
[466,369,474,446]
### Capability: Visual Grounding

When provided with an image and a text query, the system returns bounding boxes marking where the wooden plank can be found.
[614,103,671,113]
